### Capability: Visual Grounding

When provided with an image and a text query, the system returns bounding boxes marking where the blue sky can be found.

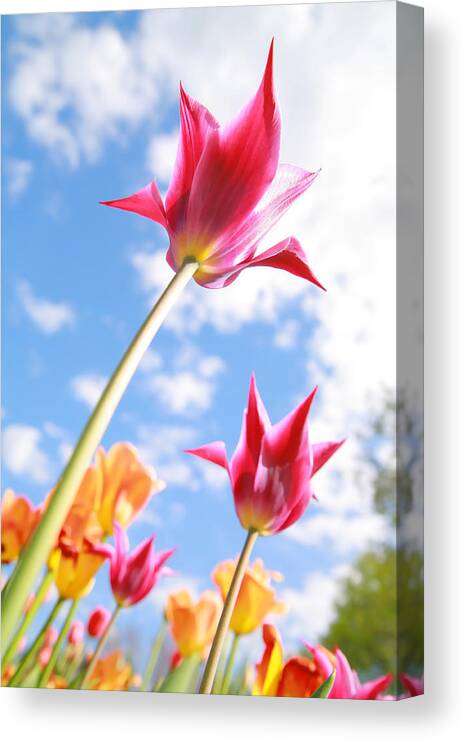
[2,4,397,672]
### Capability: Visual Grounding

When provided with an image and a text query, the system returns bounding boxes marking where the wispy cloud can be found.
[139,343,226,416]
[276,563,354,646]
[6,157,33,198]
[2,423,52,485]
[70,373,107,408]
[146,130,178,184]
[17,280,76,334]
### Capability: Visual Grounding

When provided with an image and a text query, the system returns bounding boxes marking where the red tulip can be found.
[186,374,344,535]
[68,620,85,646]
[309,644,393,700]
[87,606,111,638]
[92,523,174,607]
[102,42,323,291]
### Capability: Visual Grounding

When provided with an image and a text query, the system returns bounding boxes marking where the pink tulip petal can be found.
[185,441,230,473]
[165,83,220,232]
[306,644,334,680]
[209,164,319,267]
[262,387,317,467]
[87,542,114,560]
[195,237,325,290]
[400,673,424,697]
[230,374,271,488]
[330,648,357,699]
[274,489,311,533]
[101,181,168,227]
[353,673,393,700]
[312,440,346,476]
[184,41,280,246]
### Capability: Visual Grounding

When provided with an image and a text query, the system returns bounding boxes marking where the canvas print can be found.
[1,2,424,698]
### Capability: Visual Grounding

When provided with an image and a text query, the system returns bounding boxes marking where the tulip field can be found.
[1,6,423,701]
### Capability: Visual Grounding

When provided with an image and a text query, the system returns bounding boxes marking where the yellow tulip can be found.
[166,590,222,658]
[1,489,41,564]
[213,558,286,635]
[50,541,105,600]
[95,443,165,535]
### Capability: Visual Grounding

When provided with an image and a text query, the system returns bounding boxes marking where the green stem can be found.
[37,599,79,688]
[212,639,229,694]
[1,259,198,646]
[220,633,240,694]
[2,570,53,665]
[80,604,120,690]
[7,597,64,687]
[199,529,258,694]
[65,644,84,683]
[141,620,168,692]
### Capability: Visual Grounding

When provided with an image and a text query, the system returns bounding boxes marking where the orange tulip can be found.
[46,467,107,600]
[253,624,325,698]
[47,675,68,689]
[213,558,286,635]
[46,466,103,550]
[166,590,222,658]
[1,490,41,564]
[95,443,165,535]
[87,650,134,691]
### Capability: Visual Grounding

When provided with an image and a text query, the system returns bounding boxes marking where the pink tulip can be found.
[400,672,424,697]
[92,523,174,607]
[44,626,58,646]
[38,644,53,668]
[186,374,344,535]
[309,644,393,700]
[68,620,85,645]
[102,41,323,291]
[87,606,111,638]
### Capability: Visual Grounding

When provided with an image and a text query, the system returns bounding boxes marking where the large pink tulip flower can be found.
[186,374,344,535]
[103,41,323,290]
[92,523,174,607]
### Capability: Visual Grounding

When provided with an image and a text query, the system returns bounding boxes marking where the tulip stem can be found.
[37,599,79,688]
[142,620,168,692]
[2,569,53,665]
[220,633,240,694]
[199,529,258,694]
[1,258,198,646]
[80,604,121,690]
[7,597,64,687]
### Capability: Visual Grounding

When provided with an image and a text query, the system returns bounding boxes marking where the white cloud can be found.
[276,564,353,645]
[130,248,307,335]
[6,157,33,198]
[138,347,163,373]
[139,343,225,416]
[70,373,107,408]
[135,423,198,490]
[2,424,52,484]
[273,319,300,349]
[146,130,178,184]
[286,511,389,556]
[17,280,76,334]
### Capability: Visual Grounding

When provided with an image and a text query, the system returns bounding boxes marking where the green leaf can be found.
[311,669,336,698]
[157,654,201,694]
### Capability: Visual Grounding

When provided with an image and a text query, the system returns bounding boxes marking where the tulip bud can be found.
[87,606,111,638]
